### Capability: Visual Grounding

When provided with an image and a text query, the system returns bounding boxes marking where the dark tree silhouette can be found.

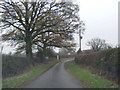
[0,0,80,64]
[86,38,110,51]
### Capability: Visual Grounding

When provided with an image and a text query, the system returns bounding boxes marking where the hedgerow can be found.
[75,48,119,84]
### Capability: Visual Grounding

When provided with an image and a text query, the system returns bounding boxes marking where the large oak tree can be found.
[0,0,80,64]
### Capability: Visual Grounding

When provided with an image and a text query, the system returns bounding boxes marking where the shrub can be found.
[2,55,30,78]
[75,48,119,84]
[35,48,56,63]
[2,51,57,78]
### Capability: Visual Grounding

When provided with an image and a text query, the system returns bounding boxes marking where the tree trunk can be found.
[25,32,34,66]
[42,45,47,62]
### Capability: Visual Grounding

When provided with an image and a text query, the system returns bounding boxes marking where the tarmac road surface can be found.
[24,59,82,88]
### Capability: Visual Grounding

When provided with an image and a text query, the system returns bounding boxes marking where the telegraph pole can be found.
[79,29,82,52]
[78,21,85,53]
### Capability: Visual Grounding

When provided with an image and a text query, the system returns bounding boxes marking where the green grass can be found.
[3,60,57,88]
[65,61,118,88]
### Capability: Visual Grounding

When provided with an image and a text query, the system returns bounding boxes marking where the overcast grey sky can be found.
[74,0,119,50]
[1,0,119,54]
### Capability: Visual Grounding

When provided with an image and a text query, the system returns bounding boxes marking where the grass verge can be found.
[65,61,118,88]
[2,60,57,88]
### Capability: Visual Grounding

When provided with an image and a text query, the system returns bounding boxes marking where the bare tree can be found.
[0,0,80,64]
[86,38,110,51]
[33,1,79,58]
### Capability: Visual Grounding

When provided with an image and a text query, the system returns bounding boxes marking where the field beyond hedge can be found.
[75,48,119,84]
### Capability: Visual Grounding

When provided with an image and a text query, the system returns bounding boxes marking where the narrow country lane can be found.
[24,59,82,88]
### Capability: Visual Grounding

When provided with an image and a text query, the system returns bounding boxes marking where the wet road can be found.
[24,59,82,88]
